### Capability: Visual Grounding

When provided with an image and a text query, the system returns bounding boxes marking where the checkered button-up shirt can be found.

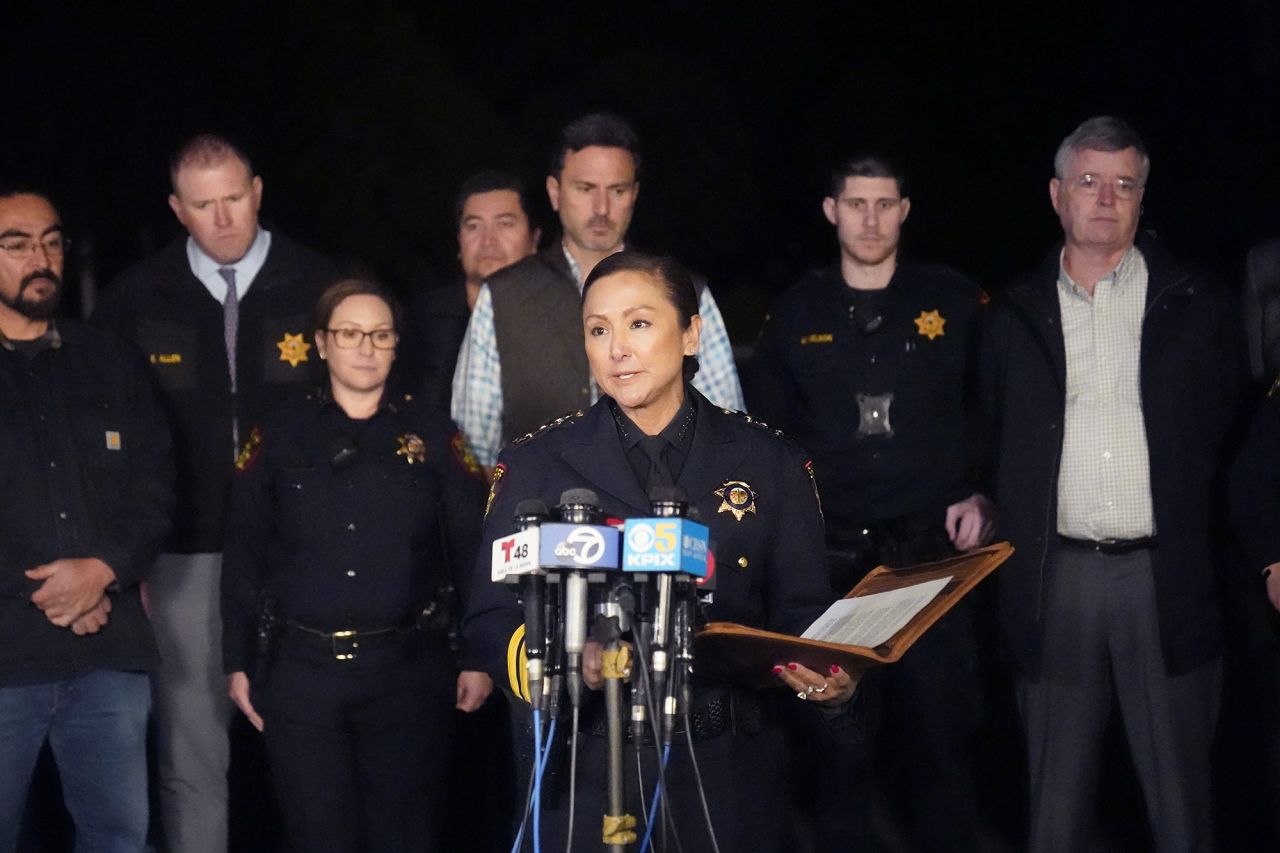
[1055,246,1155,539]
[451,245,745,467]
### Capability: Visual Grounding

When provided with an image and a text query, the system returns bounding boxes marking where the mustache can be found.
[21,269,62,290]
[588,215,614,229]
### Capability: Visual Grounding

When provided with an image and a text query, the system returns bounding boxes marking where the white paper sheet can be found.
[800,576,952,648]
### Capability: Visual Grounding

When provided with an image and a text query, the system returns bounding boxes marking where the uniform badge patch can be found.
[485,463,507,518]
[715,480,757,521]
[396,433,427,464]
[149,353,182,365]
[450,431,483,478]
[276,332,311,367]
[234,426,264,473]
[800,333,834,345]
[105,430,122,451]
[913,309,946,340]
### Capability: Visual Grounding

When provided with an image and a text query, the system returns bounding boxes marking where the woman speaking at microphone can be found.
[464,252,858,852]
[221,279,493,852]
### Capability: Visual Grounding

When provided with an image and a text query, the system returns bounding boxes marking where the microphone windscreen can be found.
[515,499,549,517]
[559,488,600,507]
[647,484,688,504]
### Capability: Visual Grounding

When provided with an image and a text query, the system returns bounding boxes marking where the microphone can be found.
[628,580,654,742]
[549,489,622,709]
[490,501,546,583]
[489,500,554,710]
[621,486,710,739]
[515,500,550,709]
[622,487,710,577]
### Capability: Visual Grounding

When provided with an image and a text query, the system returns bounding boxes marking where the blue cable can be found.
[531,709,543,853]
[512,711,557,853]
[533,716,557,853]
[637,743,672,853]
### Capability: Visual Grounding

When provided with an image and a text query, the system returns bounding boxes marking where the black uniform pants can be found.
[256,635,456,853]
[875,598,984,850]
[825,515,985,852]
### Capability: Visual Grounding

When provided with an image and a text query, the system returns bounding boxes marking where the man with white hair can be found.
[982,116,1245,851]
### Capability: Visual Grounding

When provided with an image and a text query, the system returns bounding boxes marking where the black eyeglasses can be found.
[325,328,398,349]
[0,235,71,260]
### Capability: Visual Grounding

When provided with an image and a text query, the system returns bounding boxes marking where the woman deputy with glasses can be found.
[221,278,493,852]
[464,252,861,852]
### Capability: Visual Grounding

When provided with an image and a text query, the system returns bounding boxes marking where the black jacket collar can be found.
[558,388,747,514]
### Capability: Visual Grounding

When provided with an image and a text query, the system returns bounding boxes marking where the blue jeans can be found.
[0,670,151,853]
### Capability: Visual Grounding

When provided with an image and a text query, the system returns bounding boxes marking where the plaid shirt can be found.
[1055,246,1155,539]
[452,245,744,466]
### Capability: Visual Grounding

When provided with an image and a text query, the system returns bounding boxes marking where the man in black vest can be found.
[93,134,339,853]
[451,112,744,470]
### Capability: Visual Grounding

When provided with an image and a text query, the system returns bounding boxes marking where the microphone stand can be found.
[597,582,636,850]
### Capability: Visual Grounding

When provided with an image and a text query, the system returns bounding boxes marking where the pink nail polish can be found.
[787,663,798,671]
[772,665,783,675]
[829,665,840,674]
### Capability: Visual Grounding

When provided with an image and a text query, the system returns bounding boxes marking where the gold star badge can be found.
[276,332,311,367]
[715,480,757,521]
[396,434,427,464]
[913,309,945,340]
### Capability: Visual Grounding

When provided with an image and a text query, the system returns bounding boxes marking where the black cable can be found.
[682,706,721,853]
[632,628,685,853]
[565,705,579,853]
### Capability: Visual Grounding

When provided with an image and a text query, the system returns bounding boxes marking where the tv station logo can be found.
[537,523,621,570]
[622,518,709,576]
[554,526,607,564]
[490,527,539,582]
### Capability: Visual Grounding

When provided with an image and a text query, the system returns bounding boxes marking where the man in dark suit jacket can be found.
[982,116,1245,852]
[93,133,339,853]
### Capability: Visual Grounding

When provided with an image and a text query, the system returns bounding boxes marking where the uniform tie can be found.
[219,267,239,391]
[219,267,240,453]
[639,435,673,494]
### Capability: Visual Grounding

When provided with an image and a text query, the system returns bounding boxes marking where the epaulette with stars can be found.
[720,407,789,440]
[511,409,587,446]
[722,408,824,517]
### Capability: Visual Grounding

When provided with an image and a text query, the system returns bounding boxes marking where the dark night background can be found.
[6,0,1280,341]
[6,1,1280,850]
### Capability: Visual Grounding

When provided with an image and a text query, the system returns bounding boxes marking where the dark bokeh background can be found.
[6,0,1280,339]
[7,3,1280,850]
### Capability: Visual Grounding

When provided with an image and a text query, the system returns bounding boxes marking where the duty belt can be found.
[283,620,416,661]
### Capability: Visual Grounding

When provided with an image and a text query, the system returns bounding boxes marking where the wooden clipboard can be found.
[692,541,1013,688]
